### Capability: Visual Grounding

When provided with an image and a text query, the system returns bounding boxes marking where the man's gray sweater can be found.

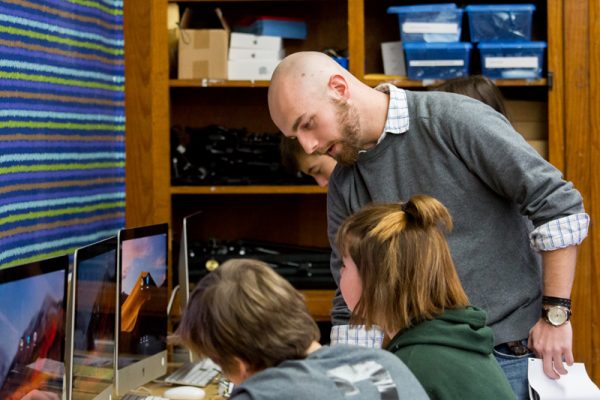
[327,90,585,344]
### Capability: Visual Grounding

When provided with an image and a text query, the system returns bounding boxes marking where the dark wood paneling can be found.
[587,0,600,385]
[564,0,597,382]
[124,0,170,228]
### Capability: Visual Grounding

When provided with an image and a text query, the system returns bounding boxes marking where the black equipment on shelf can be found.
[171,124,313,185]
[186,239,335,290]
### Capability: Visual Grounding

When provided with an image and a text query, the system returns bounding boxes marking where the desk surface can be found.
[130,380,224,400]
[106,360,225,400]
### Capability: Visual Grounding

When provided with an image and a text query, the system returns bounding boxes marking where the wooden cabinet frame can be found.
[125,0,599,381]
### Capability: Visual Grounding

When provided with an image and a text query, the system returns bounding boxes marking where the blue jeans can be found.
[494,340,533,400]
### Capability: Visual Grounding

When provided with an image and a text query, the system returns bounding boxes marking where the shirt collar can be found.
[374,83,410,144]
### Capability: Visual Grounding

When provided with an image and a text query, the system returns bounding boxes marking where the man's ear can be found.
[328,74,349,100]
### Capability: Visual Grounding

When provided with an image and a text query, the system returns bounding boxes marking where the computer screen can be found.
[0,255,69,400]
[115,223,168,396]
[177,211,203,363]
[178,211,204,313]
[68,237,117,400]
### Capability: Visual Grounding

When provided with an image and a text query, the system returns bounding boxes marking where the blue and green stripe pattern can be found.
[0,0,125,269]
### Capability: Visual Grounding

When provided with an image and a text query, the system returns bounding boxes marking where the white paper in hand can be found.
[528,358,600,399]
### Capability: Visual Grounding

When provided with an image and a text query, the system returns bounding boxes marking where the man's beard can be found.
[333,99,362,166]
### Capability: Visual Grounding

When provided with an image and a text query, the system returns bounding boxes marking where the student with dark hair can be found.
[268,51,589,399]
[280,135,337,187]
[175,258,428,400]
[336,195,515,399]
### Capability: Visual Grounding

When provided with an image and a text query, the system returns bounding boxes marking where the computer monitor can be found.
[178,211,203,313]
[67,237,117,400]
[177,211,203,363]
[0,254,69,400]
[114,223,168,396]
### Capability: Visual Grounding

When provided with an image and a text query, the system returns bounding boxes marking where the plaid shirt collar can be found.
[374,83,410,144]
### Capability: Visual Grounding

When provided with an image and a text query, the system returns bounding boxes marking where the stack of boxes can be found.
[176,8,307,82]
[465,4,545,80]
[228,17,307,81]
[228,33,284,81]
[385,3,544,81]
[387,4,471,81]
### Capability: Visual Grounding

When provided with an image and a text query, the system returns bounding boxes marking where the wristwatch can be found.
[542,304,572,327]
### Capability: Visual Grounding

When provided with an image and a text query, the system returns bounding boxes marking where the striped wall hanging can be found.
[0,0,125,269]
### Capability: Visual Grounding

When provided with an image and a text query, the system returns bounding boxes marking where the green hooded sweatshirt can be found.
[385,306,516,400]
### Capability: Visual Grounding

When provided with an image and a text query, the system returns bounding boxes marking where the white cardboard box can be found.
[230,32,282,50]
[229,47,284,61]
[228,59,281,80]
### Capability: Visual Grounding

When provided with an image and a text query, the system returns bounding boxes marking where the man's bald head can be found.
[270,51,346,92]
[268,52,354,134]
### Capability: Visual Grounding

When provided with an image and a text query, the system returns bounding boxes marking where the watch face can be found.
[548,306,568,325]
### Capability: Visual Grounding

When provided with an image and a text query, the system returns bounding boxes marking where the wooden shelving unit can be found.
[126,0,565,325]
[120,0,600,382]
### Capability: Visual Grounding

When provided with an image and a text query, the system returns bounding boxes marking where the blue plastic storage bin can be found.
[403,42,472,80]
[478,41,546,79]
[234,17,307,40]
[466,4,535,42]
[388,4,463,43]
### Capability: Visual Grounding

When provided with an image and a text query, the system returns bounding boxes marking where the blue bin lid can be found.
[478,41,546,49]
[465,4,536,12]
[404,42,472,50]
[388,3,457,14]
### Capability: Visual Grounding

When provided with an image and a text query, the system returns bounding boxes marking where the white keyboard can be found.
[164,359,220,387]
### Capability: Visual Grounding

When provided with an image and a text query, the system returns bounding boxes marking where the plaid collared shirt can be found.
[330,324,384,348]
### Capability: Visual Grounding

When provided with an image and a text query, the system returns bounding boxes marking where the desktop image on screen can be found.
[0,255,69,400]
[114,223,168,396]
[68,237,117,400]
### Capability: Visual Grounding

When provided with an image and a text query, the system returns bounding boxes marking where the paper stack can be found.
[528,358,600,399]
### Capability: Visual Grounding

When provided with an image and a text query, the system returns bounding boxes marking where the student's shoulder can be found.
[232,367,302,399]
[324,344,412,370]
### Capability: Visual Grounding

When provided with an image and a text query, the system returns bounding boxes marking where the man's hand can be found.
[528,319,574,379]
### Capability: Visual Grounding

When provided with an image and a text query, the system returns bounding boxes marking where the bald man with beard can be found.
[268,51,590,400]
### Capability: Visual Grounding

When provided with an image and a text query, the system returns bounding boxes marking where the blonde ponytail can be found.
[402,194,453,232]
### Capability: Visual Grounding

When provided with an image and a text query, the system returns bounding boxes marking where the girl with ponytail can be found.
[336,195,515,400]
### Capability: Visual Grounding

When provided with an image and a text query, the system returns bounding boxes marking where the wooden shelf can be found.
[170,77,548,89]
[171,185,327,195]
[363,74,548,88]
[170,79,270,88]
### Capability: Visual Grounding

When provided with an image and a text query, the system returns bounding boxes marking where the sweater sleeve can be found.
[435,95,585,228]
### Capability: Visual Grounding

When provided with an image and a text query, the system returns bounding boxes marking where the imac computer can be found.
[163,211,220,388]
[0,254,69,400]
[177,211,203,321]
[176,211,203,363]
[114,223,168,396]
[67,237,117,400]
